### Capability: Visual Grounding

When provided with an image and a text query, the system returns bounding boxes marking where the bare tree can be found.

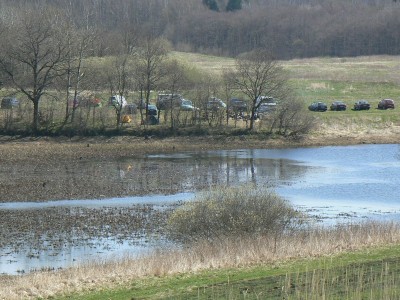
[225,49,287,130]
[64,28,95,123]
[0,9,68,133]
[106,55,134,129]
[159,59,188,129]
[195,73,223,127]
[135,36,170,126]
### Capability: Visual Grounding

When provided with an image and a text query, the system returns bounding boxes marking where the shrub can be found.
[167,185,303,243]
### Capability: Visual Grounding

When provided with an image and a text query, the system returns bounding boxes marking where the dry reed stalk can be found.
[1,221,400,299]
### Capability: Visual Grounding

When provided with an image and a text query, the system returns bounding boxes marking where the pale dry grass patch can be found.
[282,55,400,83]
[310,115,400,143]
[307,82,331,91]
[2,221,400,299]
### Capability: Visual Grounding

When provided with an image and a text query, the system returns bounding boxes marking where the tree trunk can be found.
[33,100,40,133]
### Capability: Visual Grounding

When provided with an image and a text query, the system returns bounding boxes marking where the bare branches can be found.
[0,9,71,132]
[225,49,288,130]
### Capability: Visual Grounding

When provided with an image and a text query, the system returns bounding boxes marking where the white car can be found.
[109,95,127,108]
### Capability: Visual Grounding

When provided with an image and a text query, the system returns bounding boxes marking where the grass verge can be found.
[59,244,400,299]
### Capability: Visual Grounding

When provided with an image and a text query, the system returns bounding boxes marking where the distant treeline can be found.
[0,0,399,59]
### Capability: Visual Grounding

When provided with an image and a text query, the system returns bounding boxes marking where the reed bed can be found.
[1,221,400,299]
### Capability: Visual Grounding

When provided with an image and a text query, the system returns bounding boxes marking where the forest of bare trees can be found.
[0,0,399,59]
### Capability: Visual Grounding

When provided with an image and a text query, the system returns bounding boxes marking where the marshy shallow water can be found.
[1,144,400,274]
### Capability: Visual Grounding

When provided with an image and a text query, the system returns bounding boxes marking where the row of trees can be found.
[0,0,399,59]
[0,8,171,131]
[0,7,313,136]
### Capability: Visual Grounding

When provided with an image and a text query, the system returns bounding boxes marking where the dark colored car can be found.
[156,93,182,110]
[228,98,248,119]
[229,98,247,111]
[124,103,138,114]
[378,98,395,110]
[354,100,370,110]
[1,97,20,109]
[330,101,347,111]
[146,104,158,116]
[308,102,327,112]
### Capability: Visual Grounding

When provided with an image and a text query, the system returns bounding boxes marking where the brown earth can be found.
[0,125,398,202]
[0,126,399,163]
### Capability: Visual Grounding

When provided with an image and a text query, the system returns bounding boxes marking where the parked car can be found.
[70,96,102,108]
[146,104,158,115]
[143,104,159,125]
[108,95,127,108]
[156,93,182,110]
[378,98,395,110]
[229,98,247,111]
[228,98,248,118]
[256,96,276,106]
[257,96,277,111]
[124,103,138,114]
[207,97,226,110]
[180,99,198,111]
[256,103,276,115]
[354,100,370,110]
[1,97,20,109]
[330,101,347,111]
[308,102,327,112]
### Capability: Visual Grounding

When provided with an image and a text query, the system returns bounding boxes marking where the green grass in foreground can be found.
[60,245,400,300]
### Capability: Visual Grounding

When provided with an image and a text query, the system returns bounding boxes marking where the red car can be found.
[378,99,395,110]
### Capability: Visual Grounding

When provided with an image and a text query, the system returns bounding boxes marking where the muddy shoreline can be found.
[1,131,399,162]
[0,131,398,202]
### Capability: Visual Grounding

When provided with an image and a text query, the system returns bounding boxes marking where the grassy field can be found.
[173,51,400,105]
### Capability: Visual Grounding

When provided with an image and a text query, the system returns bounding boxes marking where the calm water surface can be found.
[1,144,399,274]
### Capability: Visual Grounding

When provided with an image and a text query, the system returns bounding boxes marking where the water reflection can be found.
[0,151,310,202]
[1,144,400,274]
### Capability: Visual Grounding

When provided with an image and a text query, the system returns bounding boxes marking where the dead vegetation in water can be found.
[0,204,175,262]
[1,221,400,299]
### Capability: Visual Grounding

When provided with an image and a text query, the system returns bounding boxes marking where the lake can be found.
[1,144,399,274]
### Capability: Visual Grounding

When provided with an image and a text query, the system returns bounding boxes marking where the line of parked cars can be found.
[309,98,395,112]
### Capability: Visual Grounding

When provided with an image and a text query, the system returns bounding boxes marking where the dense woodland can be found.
[0,0,399,59]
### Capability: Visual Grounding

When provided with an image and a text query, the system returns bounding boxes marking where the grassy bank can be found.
[60,245,400,299]
[2,221,400,299]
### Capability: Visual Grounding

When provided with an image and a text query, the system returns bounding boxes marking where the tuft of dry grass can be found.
[1,221,400,299]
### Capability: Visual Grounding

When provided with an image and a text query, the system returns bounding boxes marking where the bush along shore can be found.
[2,186,400,299]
